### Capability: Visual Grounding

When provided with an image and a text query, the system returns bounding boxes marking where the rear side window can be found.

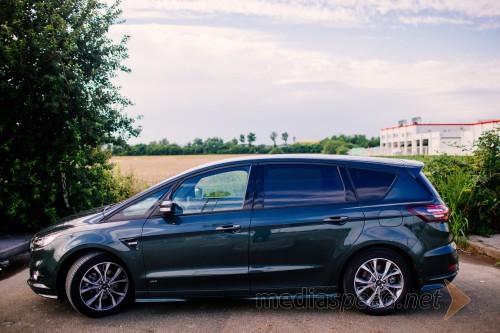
[348,168,396,201]
[417,172,440,198]
[262,164,351,207]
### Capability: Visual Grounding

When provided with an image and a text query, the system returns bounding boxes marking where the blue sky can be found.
[108,0,500,145]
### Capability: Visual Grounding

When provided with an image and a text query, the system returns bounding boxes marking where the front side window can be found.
[109,187,169,221]
[262,164,349,208]
[172,166,250,214]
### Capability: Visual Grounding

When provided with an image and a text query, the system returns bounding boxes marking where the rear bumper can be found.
[420,268,458,291]
[419,242,459,291]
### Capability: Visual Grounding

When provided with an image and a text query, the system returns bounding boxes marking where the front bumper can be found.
[27,276,58,299]
[27,246,60,300]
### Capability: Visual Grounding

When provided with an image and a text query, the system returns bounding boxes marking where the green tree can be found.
[247,132,256,147]
[282,132,289,146]
[193,138,203,146]
[367,136,380,148]
[322,139,343,154]
[203,137,224,153]
[270,131,277,147]
[239,134,245,146]
[0,0,139,233]
[336,145,350,155]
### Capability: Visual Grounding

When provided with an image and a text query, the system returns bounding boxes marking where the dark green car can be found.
[28,155,458,317]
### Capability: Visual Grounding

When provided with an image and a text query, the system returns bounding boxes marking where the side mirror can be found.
[159,200,174,217]
[194,187,203,198]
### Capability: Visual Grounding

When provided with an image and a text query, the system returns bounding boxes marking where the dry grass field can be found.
[111,155,251,187]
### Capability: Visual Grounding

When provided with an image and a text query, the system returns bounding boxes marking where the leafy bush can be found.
[269,147,284,154]
[422,154,473,241]
[469,127,499,235]
[0,148,139,235]
[416,127,499,237]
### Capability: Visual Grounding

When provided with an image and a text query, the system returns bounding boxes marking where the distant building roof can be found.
[381,119,499,131]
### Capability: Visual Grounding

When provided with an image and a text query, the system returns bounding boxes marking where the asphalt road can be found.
[0,252,499,333]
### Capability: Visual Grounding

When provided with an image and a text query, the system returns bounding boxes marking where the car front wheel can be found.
[343,248,412,315]
[65,251,132,317]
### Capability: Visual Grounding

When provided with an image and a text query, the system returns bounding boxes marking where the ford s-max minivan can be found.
[28,155,458,317]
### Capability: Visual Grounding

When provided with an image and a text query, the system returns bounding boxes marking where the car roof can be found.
[150,154,422,186]
[152,154,424,191]
[187,154,423,170]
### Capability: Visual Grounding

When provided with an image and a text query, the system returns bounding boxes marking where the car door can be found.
[249,163,365,294]
[142,164,255,297]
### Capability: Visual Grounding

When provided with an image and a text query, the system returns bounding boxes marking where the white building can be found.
[378,119,499,156]
[349,119,499,157]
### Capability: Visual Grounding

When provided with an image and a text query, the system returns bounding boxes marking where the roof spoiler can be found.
[400,159,424,178]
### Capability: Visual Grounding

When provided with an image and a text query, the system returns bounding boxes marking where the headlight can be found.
[30,231,63,250]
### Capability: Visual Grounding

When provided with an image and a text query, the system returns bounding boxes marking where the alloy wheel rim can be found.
[353,258,404,309]
[79,262,129,311]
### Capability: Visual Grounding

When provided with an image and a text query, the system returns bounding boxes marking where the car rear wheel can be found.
[343,248,412,315]
[65,251,132,317]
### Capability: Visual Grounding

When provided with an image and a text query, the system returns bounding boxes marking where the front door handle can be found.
[215,224,242,232]
[323,216,349,225]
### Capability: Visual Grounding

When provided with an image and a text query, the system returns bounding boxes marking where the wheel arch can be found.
[336,243,420,293]
[56,247,135,301]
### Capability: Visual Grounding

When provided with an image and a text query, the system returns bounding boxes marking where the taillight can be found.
[408,204,450,222]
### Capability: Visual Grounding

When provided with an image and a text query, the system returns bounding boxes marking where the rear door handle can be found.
[215,224,242,232]
[323,216,349,225]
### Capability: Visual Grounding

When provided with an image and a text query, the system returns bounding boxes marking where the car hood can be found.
[34,207,105,238]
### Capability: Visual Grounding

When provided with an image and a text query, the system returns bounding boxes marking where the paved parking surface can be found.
[0,252,499,333]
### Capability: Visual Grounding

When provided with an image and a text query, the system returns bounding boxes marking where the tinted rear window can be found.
[262,164,351,207]
[348,168,396,201]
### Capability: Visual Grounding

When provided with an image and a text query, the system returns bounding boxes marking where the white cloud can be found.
[109,23,500,143]
[478,20,500,30]
[119,0,363,27]
[116,0,500,30]
[398,16,474,27]
[111,24,500,93]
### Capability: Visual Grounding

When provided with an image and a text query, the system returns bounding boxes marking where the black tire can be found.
[342,248,412,315]
[65,251,132,317]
